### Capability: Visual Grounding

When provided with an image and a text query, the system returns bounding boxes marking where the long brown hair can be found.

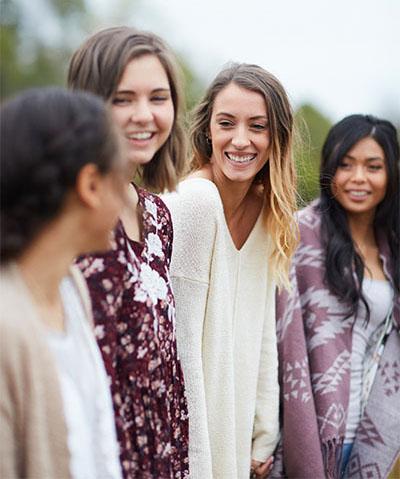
[68,26,186,192]
[191,63,298,286]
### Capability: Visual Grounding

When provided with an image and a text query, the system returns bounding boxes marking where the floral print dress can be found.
[77,187,189,479]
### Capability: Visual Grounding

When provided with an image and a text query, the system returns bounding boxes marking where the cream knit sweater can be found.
[163,178,280,479]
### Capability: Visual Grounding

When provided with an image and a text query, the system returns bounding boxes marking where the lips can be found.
[345,189,371,201]
[126,131,154,140]
[225,152,256,164]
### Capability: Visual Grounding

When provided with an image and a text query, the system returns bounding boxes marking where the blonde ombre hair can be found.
[190,63,298,287]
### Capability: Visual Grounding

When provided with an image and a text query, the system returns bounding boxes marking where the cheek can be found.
[158,105,175,135]
[111,108,126,130]
[258,137,270,157]
[375,175,388,197]
[331,170,345,191]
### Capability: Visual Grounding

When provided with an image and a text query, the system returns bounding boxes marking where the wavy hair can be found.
[319,114,400,320]
[68,26,186,192]
[190,63,298,287]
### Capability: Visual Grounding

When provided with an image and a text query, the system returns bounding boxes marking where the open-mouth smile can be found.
[225,152,257,164]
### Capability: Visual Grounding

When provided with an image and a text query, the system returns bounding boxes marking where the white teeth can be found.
[227,153,255,163]
[349,190,368,196]
[128,132,152,140]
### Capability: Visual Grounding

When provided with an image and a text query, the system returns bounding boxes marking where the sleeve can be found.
[252,277,280,462]
[163,184,218,478]
[0,324,18,479]
[270,254,325,478]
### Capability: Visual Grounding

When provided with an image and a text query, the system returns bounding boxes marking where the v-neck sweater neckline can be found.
[181,177,264,254]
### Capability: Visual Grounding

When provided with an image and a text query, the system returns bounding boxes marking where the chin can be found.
[226,170,257,184]
[129,152,156,166]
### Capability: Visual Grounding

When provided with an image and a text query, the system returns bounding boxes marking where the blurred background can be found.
[1,0,399,203]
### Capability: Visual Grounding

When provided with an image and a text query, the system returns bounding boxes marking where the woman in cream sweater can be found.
[163,63,298,479]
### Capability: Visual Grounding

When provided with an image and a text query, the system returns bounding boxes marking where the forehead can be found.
[117,54,170,89]
[346,136,385,159]
[212,83,267,117]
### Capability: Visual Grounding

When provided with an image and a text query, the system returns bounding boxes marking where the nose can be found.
[231,126,250,149]
[351,165,367,183]
[131,99,153,124]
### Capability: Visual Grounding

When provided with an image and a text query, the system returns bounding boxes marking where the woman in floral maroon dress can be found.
[68,27,189,478]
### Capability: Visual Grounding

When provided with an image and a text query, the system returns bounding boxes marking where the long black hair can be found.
[319,114,399,319]
[0,87,120,263]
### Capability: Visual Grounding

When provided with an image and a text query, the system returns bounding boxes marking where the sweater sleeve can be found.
[251,276,280,462]
[163,180,219,479]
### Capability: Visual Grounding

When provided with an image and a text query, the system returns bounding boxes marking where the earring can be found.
[205,133,212,145]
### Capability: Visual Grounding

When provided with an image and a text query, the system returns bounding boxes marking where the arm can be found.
[163,182,219,478]
[252,278,280,463]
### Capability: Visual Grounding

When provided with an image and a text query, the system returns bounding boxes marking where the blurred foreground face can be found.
[111,54,175,168]
[89,166,128,251]
[208,82,270,184]
[331,136,387,218]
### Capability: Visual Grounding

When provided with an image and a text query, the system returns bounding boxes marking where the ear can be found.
[75,163,104,209]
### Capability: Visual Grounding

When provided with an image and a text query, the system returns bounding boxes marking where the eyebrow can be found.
[114,87,171,95]
[215,112,268,121]
[344,154,384,162]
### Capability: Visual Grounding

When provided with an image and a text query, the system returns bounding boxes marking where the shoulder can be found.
[0,266,29,330]
[139,187,170,214]
[296,200,322,244]
[0,267,46,363]
[163,178,223,223]
[162,180,222,274]
[139,187,173,228]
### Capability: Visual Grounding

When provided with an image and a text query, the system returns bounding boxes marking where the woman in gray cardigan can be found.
[0,87,127,479]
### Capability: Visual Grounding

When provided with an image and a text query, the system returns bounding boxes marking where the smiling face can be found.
[331,136,388,219]
[111,54,175,168]
[208,83,270,184]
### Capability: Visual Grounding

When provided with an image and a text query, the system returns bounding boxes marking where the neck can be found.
[17,217,80,324]
[347,210,376,249]
[212,170,254,221]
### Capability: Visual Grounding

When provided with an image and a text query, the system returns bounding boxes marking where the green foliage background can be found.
[1,0,335,206]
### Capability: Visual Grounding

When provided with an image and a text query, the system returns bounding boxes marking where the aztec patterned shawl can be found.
[271,201,400,479]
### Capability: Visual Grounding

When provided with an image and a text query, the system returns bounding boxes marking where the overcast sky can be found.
[112,0,400,123]
[23,0,400,123]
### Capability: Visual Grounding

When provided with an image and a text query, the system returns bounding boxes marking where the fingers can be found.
[254,456,274,478]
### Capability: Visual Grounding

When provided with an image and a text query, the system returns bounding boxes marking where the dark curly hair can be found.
[1,87,121,263]
[319,114,400,320]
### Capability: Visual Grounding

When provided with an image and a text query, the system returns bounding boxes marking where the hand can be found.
[250,456,274,478]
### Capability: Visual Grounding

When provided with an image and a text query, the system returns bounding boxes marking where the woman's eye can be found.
[251,123,267,130]
[218,120,233,127]
[151,96,169,102]
[368,164,383,171]
[338,161,351,169]
[112,97,129,105]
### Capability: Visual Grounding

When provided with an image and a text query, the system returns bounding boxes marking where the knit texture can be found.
[0,264,72,479]
[164,178,280,479]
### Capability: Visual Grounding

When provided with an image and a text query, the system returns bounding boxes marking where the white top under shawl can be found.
[345,278,393,443]
[163,178,279,479]
[46,276,122,479]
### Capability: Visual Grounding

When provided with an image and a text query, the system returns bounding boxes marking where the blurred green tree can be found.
[0,0,203,112]
[0,0,88,98]
[294,103,332,206]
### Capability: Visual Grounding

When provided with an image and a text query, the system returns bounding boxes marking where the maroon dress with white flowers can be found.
[77,187,189,479]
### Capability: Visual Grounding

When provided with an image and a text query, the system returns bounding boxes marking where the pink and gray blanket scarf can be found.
[271,201,400,479]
